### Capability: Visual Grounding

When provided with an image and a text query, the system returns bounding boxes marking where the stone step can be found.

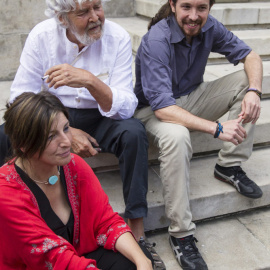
[135,1,270,28]
[109,17,270,61]
[147,207,270,269]
[97,146,270,232]
[204,62,270,98]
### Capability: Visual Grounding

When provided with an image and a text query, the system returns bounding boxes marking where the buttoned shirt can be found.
[134,15,251,111]
[10,19,137,120]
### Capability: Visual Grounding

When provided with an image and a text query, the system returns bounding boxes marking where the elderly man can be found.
[134,0,263,269]
[0,0,163,262]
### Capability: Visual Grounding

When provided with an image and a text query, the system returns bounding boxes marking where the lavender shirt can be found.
[135,15,251,110]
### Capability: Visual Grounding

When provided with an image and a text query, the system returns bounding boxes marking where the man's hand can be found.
[45,64,91,89]
[44,63,113,112]
[70,127,100,158]
[239,91,261,124]
[218,116,247,145]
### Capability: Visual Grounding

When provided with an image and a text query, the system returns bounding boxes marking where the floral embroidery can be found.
[45,261,53,269]
[4,164,40,209]
[97,234,107,246]
[117,224,127,229]
[31,244,42,254]
[31,238,66,254]
[58,245,67,253]
[42,238,59,253]
[107,227,114,234]
[64,156,80,246]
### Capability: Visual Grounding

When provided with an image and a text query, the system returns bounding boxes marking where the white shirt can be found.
[10,19,137,120]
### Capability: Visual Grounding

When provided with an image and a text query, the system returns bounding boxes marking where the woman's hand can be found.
[115,232,153,270]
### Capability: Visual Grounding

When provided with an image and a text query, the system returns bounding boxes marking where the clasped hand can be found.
[218,116,246,146]
[44,64,90,89]
[240,91,261,124]
[70,127,100,158]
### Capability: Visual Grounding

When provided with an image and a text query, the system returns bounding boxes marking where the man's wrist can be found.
[246,88,262,99]
[214,120,224,138]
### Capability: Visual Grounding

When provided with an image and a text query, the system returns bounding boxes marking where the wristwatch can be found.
[246,88,262,99]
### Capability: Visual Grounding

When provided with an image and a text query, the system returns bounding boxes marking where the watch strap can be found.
[246,88,262,99]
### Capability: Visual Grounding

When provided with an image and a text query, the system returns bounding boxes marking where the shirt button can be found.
[75,97,80,103]
[78,89,82,93]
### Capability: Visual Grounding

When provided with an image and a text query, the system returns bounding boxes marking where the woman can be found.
[0,92,153,270]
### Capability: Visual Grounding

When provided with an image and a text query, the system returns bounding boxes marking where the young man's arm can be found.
[154,105,246,145]
[239,50,263,124]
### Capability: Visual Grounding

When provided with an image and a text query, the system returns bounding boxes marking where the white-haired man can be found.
[0,1,165,268]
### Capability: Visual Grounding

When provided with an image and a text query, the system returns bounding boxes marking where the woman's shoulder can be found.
[0,162,20,187]
[0,163,35,209]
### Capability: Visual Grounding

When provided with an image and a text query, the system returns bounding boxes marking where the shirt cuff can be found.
[98,86,137,120]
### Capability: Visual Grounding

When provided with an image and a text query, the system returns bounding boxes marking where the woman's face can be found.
[34,112,72,167]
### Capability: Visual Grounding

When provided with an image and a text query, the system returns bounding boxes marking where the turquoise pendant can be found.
[48,175,58,185]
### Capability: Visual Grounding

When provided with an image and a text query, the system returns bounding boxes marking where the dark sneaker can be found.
[214,164,263,199]
[139,237,166,270]
[169,235,208,270]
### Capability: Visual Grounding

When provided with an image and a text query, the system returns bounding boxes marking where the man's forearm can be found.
[242,50,263,91]
[84,71,113,112]
[154,105,217,135]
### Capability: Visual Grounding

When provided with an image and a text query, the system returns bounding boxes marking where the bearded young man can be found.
[0,1,166,268]
[134,0,263,269]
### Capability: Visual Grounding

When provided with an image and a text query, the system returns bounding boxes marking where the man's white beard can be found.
[69,21,104,46]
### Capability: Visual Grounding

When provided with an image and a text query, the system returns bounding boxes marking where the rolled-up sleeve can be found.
[98,32,138,120]
[139,38,176,111]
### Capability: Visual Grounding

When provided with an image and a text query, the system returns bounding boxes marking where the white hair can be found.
[45,0,94,27]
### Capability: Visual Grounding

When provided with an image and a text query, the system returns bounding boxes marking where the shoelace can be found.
[232,167,252,185]
[179,236,200,258]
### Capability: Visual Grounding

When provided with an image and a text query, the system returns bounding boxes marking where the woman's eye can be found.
[48,134,55,141]
[64,126,69,133]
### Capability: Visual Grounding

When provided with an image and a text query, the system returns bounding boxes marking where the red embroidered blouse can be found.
[0,154,131,269]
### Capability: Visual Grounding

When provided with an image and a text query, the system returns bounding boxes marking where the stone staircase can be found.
[1,1,270,268]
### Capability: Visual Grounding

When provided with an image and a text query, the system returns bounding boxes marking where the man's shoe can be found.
[169,235,208,270]
[214,164,263,199]
[139,237,166,270]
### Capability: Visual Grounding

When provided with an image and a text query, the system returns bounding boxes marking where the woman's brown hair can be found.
[4,91,68,161]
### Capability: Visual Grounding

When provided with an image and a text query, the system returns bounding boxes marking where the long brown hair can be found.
[4,92,68,162]
[148,0,215,30]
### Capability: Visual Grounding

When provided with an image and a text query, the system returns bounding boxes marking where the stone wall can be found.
[0,0,134,81]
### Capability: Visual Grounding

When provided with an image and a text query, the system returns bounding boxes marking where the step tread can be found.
[136,0,270,25]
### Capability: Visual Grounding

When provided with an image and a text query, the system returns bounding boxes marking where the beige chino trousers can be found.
[135,70,255,238]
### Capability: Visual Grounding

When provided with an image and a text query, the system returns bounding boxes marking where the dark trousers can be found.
[85,247,136,269]
[85,240,154,270]
[0,108,149,219]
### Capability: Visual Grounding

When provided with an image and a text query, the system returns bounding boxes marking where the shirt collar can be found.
[169,14,214,44]
[169,15,185,44]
